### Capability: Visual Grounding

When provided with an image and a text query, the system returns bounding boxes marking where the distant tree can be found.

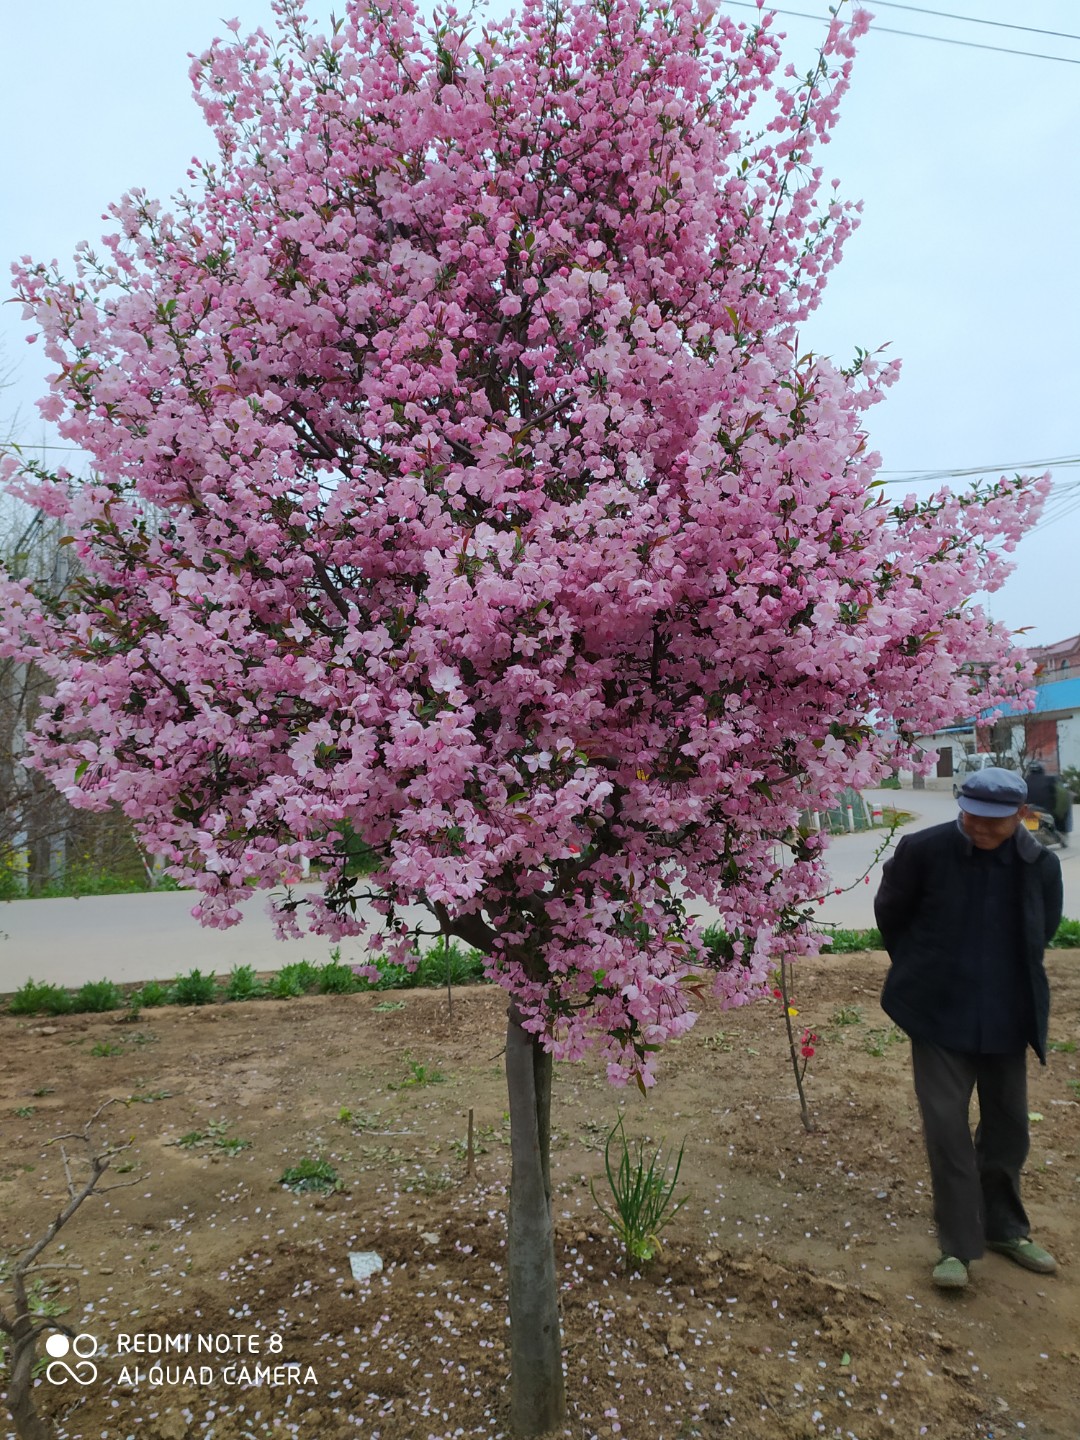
[0,0,1045,1428]
[0,500,149,895]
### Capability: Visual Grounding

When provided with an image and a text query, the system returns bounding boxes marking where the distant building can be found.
[1030,634,1080,683]
[910,635,1080,779]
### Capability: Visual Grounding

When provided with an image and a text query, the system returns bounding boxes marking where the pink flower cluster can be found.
[0,0,1044,1085]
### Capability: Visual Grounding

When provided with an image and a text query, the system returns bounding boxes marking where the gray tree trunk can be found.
[505,1002,565,1435]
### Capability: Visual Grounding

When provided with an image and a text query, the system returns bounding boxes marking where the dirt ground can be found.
[1,951,1078,1440]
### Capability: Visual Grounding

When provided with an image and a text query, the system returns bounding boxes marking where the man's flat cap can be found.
[957,767,1027,817]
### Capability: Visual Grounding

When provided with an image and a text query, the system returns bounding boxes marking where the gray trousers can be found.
[910,1038,1031,1262]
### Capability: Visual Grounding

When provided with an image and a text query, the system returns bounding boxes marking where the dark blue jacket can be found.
[874,820,1063,1063]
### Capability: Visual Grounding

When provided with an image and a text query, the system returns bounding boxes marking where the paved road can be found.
[3,786,1077,990]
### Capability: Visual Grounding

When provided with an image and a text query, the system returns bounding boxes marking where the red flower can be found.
[800,1045,815,1058]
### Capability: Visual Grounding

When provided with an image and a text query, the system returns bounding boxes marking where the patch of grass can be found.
[132,980,169,1008]
[216,1135,253,1155]
[1048,1038,1077,1054]
[1050,917,1080,948]
[31,1086,54,1097]
[7,979,73,1017]
[878,806,914,828]
[266,961,321,999]
[702,1030,732,1052]
[405,1167,454,1194]
[389,1056,446,1089]
[71,978,125,1013]
[1067,1079,1080,1100]
[13,1106,34,1118]
[89,1040,125,1057]
[175,1120,250,1153]
[222,964,263,1002]
[337,1107,380,1132]
[373,999,406,1013]
[415,939,486,988]
[819,928,883,953]
[864,1025,907,1058]
[26,1278,69,1320]
[832,1004,864,1027]
[171,968,218,1005]
[279,1157,342,1194]
[353,940,487,993]
[128,1089,172,1104]
[317,958,361,995]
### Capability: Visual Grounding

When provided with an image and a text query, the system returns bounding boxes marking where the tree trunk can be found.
[4,1313,54,1440]
[505,1002,565,1435]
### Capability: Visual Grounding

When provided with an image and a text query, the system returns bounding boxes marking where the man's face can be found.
[960,807,1027,851]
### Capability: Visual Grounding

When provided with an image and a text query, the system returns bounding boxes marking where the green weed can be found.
[279,1157,342,1194]
[26,1279,69,1320]
[7,980,72,1016]
[389,1056,445,1089]
[132,980,169,1008]
[175,1120,250,1153]
[1048,1038,1077,1054]
[266,961,321,999]
[591,1114,688,1269]
[337,1107,379,1131]
[702,1030,732,1052]
[317,958,360,994]
[820,928,883,954]
[90,1040,125,1058]
[171,968,218,1005]
[864,1025,907,1058]
[14,1106,34,1118]
[405,1167,453,1194]
[1050,918,1080,948]
[222,964,263,1002]
[832,1004,863,1027]
[71,978,125,1013]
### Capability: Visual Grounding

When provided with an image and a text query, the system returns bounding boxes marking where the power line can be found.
[878,456,1080,487]
[723,2,1080,65]
[870,1,1080,44]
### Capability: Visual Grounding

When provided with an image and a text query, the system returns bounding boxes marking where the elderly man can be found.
[874,768,1063,1289]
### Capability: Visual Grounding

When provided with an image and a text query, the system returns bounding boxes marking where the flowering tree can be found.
[0,0,1044,1428]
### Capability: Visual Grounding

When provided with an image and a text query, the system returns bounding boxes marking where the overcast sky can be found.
[2,1,1077,645]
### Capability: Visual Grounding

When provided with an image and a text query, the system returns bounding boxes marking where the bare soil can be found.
[2,951,1079,1440]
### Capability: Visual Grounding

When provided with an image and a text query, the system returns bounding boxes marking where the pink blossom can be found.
[0,0,1045,1087]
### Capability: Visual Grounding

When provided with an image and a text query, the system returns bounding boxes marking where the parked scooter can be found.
[1024,807,1067,849]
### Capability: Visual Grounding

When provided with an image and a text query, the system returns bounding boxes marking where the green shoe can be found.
[987,1237,1057,1274]
[932,1255,969,1289]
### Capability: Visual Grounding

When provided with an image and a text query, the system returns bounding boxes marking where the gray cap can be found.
[957,767,1027,817]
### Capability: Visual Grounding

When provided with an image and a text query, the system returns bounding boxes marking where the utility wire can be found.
[869,1,1080,44]
[878,456,1080,486]
[724,1,1080,64]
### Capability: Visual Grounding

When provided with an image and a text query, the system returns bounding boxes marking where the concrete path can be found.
[3,787,1077,991]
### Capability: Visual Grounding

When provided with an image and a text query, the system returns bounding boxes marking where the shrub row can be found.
[4,940,489,1018]
[6,921,1079,1017]
[820,920,1080,953]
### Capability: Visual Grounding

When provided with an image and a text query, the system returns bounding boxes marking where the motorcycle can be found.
[1024,807,1067,849]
